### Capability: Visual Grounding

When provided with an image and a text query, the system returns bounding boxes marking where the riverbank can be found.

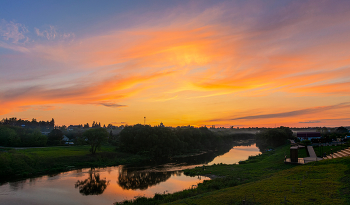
[118,144,350,204]
[0,145,149,182]
[169,157,350,204]
[0,138,254,183]
[117,144,295,204]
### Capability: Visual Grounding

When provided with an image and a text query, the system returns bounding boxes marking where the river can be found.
[0,142,261,205]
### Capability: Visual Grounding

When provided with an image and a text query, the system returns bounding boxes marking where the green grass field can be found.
[0,145,148,181]
[14,145,116,157]
[169,158,349,204]
[313,144,347,157]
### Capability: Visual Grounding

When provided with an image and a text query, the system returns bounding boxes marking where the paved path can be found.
[304,146,323,163]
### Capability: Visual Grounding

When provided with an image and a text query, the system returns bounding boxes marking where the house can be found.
[62,135,70,142]
[297,132,321,141]
[68,125,82,131]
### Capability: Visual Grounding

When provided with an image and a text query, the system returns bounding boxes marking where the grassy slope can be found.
[313,145,347,157]
[170,158,349,204]
[0,145,148,181]
[119,144,350,204]
[168,147,350,205]
[184,145,295,185]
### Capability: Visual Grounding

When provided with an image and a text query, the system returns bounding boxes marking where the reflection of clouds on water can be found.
[208,144,261,165]
[233,146,261,152]
[9,180,26,191]
[71,169,84,177]
[9,177,40,191]
[47,173,61,180]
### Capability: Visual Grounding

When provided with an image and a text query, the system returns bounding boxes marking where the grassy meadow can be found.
[0,145,148,181]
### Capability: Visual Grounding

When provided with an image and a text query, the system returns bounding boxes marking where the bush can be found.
[256,126,293,150]
[301,140,312,146]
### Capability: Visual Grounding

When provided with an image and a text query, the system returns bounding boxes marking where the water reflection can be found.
[9,180,26,191]
[115,139,259,191]
[75,168,110,195]
[0,139,261,205]
[118,168,182,190]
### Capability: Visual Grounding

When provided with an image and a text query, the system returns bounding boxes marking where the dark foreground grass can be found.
[117,144,350,205]
[313,144,349,157]
[0,145,148,182]
[169,157,350,205]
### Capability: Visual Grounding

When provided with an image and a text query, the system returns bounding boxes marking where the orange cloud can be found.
[2,1,350,127]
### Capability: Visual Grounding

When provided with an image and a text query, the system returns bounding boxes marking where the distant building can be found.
[159,122,164,127]
[297,132,321,141]
[68,125,82,131]
[62,135,70,142]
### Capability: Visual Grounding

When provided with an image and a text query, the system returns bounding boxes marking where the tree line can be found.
[0,125,47,147]
[0,117,54,131]
[255,126,294,151]
[119,124,255,159]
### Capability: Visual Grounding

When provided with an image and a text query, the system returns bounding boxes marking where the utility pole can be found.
[144,117,146,125]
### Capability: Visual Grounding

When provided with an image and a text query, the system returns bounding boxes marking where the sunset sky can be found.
[1,0,350,128]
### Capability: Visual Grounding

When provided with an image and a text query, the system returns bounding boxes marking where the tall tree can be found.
[83,127,109,154]
[48,129,64,145]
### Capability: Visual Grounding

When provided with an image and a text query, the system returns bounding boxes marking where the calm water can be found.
[0,143,260,205]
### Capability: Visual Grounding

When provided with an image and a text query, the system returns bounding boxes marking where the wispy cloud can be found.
[19,105,58,111]
[0,41,29,52]
[229,103,350,120]
[35,26,57,40]
[1,1,350,127]
[299,120,322,124]
[35,25,74,40]
[0,19,28,43]
[96,102,127,108]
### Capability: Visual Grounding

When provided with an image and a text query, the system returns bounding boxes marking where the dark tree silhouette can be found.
[118,168,176,190]
[119,124,255,159]
[255,126,293,151]
[75,169,109,195]
[0,117,55,131]
[83,127,109,154]
[47,129,63,145]
[336,126,349,134]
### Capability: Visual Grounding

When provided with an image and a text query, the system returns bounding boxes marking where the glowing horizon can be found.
[1,1,350,128]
